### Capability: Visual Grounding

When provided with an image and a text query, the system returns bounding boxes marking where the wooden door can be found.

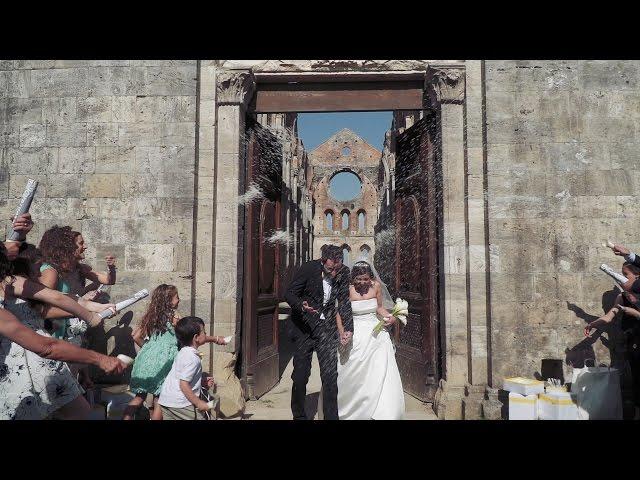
[393,113,441,401]
[242,118,283,400]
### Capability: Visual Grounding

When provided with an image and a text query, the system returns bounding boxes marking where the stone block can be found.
[19,123,46,147]
[58,147,96,173]
[30,68,88,97]
[111,96,136,123]
[87,122,118,146]
[77,97,113,122]
[46,174,82,198]
[87,67,139,96]
[135,145,195,174]
[133,66,197,96]
[5,147,58,174]
[46,122,88,147]
[6,98,42,124]
[117,123,163,147]
[82,174,121,198]
[0,124,19,146]
[42,97,76,124]
[95,146,135,173]
[125,244,174,272]
[6,70,30,98]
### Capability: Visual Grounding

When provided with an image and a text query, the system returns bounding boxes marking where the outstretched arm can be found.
[0,309,124,374]
[6,276,104,327]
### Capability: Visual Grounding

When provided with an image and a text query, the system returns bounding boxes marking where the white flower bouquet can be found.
[68,318,88,336]
[373,298,408,335]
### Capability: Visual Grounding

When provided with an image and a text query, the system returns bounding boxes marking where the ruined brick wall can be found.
[485,60,638,384]
[0,60,198,381]
[309,128,379,260]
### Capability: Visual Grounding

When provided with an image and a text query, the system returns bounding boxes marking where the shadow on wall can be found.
[565,288,626,370]
[87,311,136,384]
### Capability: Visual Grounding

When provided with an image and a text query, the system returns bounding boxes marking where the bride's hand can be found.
[383,315,397,327]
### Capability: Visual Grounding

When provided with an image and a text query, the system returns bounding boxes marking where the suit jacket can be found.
[284,260,353,337]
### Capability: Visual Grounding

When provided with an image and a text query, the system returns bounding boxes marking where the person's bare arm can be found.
[204,335,226,345]
[585,306,620,336]
[6,276,103,327]
[131,326,146,348]
[0,309,124,374]
[179,380,210,411]
[43,299,116,319]
[375,283,396,327]
[38,267,59,290]
[80,255,116,285]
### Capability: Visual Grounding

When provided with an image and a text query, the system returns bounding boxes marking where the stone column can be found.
[427,67,469,419]
[213,70,256,358]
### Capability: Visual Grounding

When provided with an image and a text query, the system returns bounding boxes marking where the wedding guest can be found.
[0,243,124,420]
[157,316,216,421]
[610,244,640,297]
[123,285,225,420]
[38,225,117,389]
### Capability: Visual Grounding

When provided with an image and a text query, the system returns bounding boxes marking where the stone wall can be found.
[0,60,199,381]
[485,60,640,385]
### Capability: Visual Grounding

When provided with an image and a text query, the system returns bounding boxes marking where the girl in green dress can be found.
[124,284,226,420]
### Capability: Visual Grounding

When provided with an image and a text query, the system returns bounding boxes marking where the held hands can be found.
[197,399,212,412]
[339,330,352,346]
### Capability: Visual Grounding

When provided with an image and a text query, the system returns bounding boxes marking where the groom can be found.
[285,244,353,420]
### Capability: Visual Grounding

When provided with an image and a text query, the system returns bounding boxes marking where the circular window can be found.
[341,146,351,156]
[329,171,362,201]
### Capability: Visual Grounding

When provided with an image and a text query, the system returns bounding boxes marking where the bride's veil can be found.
[352,252,395,311]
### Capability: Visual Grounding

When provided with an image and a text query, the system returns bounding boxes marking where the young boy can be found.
[158,316,215,420]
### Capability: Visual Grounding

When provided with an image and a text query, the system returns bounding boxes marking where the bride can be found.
[321,259,405,420]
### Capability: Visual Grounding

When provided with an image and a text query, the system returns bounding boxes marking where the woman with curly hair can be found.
[38,225,117,389]
[0,243,125,420]
[124,285,226,420]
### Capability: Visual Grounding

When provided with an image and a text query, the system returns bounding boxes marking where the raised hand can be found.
[11,212,33,237]
[613,244,630,256]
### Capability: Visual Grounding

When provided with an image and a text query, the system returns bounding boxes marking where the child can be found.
[158,316,215,420]
[124,286,225,420]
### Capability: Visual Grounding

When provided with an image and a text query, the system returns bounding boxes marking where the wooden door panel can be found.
[393,114,440,402]
[242,118,282,400]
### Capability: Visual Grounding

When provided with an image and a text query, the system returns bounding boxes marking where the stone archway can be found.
[204,61,490,418]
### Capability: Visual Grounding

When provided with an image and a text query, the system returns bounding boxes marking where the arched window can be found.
[342,244,351,266]
[341,210,350,231]
[325,210,334,231]
[360,244,371,260]
[357,210,366,232]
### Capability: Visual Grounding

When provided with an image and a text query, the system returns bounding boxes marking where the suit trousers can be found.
[291,324,338,420]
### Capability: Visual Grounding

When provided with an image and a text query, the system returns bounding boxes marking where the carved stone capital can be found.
[426,67,465,104]
[216,71,256,107]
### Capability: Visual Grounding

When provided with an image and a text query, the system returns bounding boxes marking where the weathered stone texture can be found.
[0,61,198,383]
[485,60,640,386]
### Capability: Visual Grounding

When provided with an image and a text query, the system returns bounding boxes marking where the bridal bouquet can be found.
[373,298,409,335]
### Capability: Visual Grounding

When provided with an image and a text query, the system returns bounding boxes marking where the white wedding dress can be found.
[336,298,405,420]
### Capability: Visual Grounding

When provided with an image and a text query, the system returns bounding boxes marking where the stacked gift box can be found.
[504,377,578,420]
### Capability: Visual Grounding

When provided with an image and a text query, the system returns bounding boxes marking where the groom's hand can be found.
[302,301,319,315]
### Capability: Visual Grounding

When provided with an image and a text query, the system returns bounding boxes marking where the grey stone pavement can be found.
[244,352,438,420]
